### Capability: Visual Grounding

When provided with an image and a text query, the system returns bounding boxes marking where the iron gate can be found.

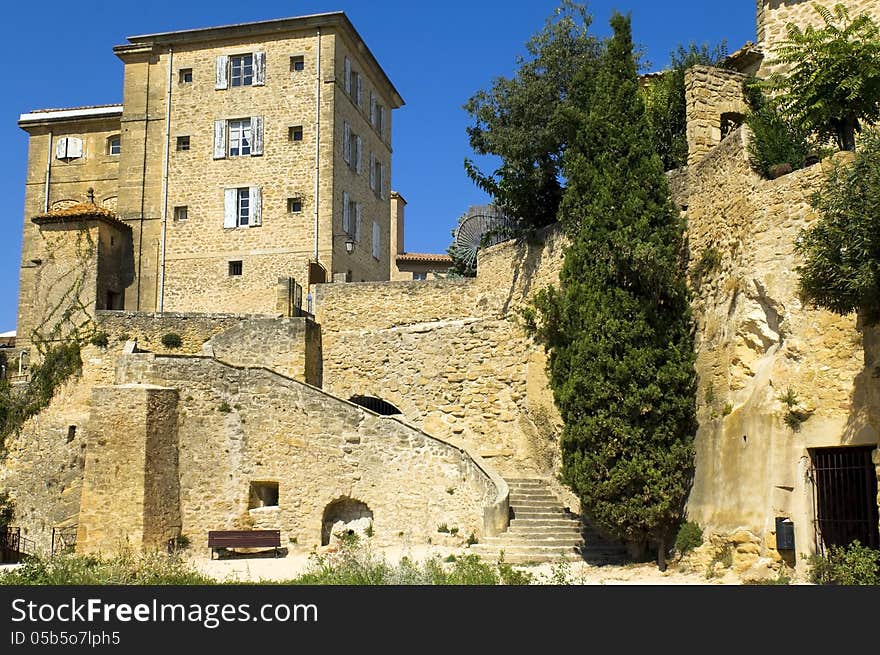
[809,446,880,554]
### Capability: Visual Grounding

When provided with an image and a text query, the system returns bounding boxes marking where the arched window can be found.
[107,135,121,155]
[349,395,402,416]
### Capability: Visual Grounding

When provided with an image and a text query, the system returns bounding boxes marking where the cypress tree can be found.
[534,13,697,569]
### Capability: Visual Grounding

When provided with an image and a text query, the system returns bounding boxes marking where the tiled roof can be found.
[396,253,453,263]
[32,203,130,230]
[29,103,123,114]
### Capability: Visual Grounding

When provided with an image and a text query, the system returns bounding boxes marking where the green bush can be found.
[0,492,14,530]
[691,246,722,284]
[674,521,703,556]
[160,333,182,349]
[218,402,232,413]
[89,332,109,348]
[744,82,812,179]
[808,541,880,585]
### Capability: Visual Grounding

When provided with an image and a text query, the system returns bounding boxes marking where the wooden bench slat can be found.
[208,530,281,558]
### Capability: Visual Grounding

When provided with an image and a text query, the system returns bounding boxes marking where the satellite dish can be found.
[451,205,512,270]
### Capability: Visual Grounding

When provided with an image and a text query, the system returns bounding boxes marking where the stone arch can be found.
[102,196,118,211]
[321,497,373,546]
[720,111,746,140]
[349,395,402,416]
[51,199,78,210]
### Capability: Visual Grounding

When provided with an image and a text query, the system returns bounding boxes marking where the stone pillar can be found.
[684,66,749,167]
[77,385,180,554]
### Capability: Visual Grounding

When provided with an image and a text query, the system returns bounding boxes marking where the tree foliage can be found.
[534,13,697,568]
[796,129,880,324]
[743,80,812,178]
[642,42,728,171]
[767,3,880,151]
[463,1,599,234]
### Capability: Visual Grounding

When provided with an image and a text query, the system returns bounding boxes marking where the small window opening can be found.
[176,136,190,151]
[174,206,188,221]
[290,55,305,72]
[287,197,303,213]
[179,68,193,84]
[67,426,76,443]
[248,481,279,509]
[289,125,303,142]
[228,260,243,276]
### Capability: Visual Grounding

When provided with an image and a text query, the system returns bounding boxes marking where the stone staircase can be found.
[470,477,628,565]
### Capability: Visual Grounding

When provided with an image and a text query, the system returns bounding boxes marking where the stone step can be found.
[482,537,583,548]
[471,551,586,564]
[511,510,578,520]
[509,504,567,513]
[507,528,584,539]
[509,492,558,500]
[471,544,580,557]
[509,518,584,528]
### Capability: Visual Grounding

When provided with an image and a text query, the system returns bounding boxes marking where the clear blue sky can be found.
[0,1,756,331]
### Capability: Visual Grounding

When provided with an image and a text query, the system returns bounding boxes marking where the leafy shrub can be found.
[218,402,232,414]
[0,552,213,585]
[0,492,14,530]
[674,521,703,556]
[691,246,722,285]
[89,332,109,348]
[437,523,449,534]
[466,532,479,546]
[808,541,880,585]
[744,82,811,179]
[160,333,182,349]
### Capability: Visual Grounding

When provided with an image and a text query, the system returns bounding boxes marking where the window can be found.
[229,260,243,276]
[370,92,385,137]
[173,206,188,221]
[287,197,302,213]
[67,426,76,443]
[370,154,385,199]
[342,191,360,241]
[288,125,303,142]
[176,136,190,151]
[108,135,121,155]
[372,221,380,260]
[228,119,252,157]
[290,55,305,72]
[248,481,279,509]
[413,272,427,281]
[55,136,83,161]
[179,68,193,84]
[342,123,361,172]
[230,53,254,87]
[343,56,362,106]
[224,187,261,228]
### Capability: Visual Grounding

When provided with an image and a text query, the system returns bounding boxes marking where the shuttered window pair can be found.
[55,136,83,160]
[343,57,362,106]
[216,52,266,89]
[214,117,264,159]
[369,92,385,138]
[342,122,362,173]
[224,187,262,228]
[341,191,361,241]
[372,221,380,260]
[369,153,386,199]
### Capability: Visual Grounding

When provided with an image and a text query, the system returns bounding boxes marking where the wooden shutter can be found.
[55,137,68,159]
[67,137,83,159]
[379,106,385,138]
[370,91,376,126]
[216,55,229,90]
[224,188,237,228]
[342,191,350,234]
[372,221,380,259]
[355,135,362,174]
[250,186,262,226]
[213,120,227,159]
[253,52,266,86]
[355,203,362,241]
[380,163,386,200]
[344,57,351,94]
[356,73,362,107]
[370,152,376,191]
[343,122,351,164]
[251,116,264,156]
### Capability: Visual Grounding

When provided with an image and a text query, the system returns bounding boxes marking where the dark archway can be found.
[349,395,402,416]
[321,497,373,546]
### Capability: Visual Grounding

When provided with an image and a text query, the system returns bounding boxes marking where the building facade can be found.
[16,13,403,349]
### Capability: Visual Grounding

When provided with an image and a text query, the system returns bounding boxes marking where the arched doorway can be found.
[321,497,373,546]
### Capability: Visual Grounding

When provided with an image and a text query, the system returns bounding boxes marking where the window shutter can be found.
[55,137,68,159]
[379,106,385,138]
[355,135,362,174]
[250,186,262,226]
[342,191,350,233]
[251,116,264,156]
[253,51,266,86]
[369,152,376,191]
[372,220,380,259]
[67,137,83,159]
[344,57,351,94]
[370,91,376,126]
[224,188,237,228]
[343,122,351,164]
[213,120,227,159]
[380,163,386,200]
[355,203,362,241]
[356,74,362,107]
[216,55,229,90]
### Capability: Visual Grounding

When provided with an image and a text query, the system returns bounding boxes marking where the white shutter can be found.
[213,120,227,159]
[355,135,362,174]
[250,186,262,226]
[370,91,376,126]
[344,57,351,94]
[380,163,386,200]
[372,220,380,259]
[356,74,362,107]
[55,137,68,159]
[216,55,229,90]
[379,106,385,138]
[224,188,237,228]
[343,122,351,164]
[251,116,264,156]
[342,191,350,234]
[369,152,376,191]
[67,137,83,159]
[355,203,362,241]
[253,51,266,86]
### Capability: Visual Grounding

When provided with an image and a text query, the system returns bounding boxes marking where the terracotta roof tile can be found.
[396,253,453,263]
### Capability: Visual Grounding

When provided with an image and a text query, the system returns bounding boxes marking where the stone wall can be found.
[112,354,497,552]
[680,126,880,566]
[685,66,749,167]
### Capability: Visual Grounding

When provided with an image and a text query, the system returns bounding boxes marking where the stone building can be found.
[16,12,404,350]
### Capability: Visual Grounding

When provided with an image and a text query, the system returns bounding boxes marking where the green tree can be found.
[743,80,812,178]
[796,129,880,324]
[534,13,697,570]
[642,42,728,171]
[463,1,599,234]
[767,3,880,152]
